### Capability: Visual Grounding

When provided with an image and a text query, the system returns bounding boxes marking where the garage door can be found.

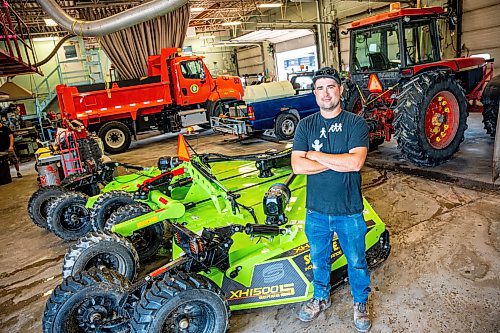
[236,46,264,77]
[462,0,500,72]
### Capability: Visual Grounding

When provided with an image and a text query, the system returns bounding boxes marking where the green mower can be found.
[42,137,391,333]
[27,160,179,240]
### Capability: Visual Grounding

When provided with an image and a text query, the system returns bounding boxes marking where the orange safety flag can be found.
[177,134,191,161]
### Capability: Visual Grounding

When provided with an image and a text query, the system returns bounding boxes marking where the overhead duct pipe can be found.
[36,0,188,37]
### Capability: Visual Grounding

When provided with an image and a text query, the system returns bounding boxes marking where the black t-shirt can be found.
[292,111,369,215]
[0,125,12,151]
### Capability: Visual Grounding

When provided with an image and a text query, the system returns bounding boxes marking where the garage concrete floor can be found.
[0,116,499,333]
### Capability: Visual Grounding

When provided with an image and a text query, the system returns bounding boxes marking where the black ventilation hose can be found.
[35,34,75,67]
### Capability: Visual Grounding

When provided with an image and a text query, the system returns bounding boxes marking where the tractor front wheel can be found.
[63,232,139,281]
[105,204,164,262]
[42,267,130,333]
[89,191,136,231]
[46,192,92,241]
[394,71,468,166]
[131,273,229,333]
[27,186,67,230]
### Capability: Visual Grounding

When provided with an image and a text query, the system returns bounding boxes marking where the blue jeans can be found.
[305,209,371,303]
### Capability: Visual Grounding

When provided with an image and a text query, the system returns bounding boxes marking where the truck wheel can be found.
[61,172,100,196]
[27,186,67,230]
[42,267,130,333]
[275,113,298,140]
[394,71,468,167]
[105,204,164,262]
[98,121,132,154]
[89,191,136,231]
[46,192,92,241]
[63,232,139,281]
[131,273,229,333]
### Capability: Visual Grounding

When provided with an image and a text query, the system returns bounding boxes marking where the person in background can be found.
[0,121,22,178]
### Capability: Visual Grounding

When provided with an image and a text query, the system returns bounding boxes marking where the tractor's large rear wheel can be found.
[394,71,468,166]
[131,273,229,333]
[341,79,363,115]
[481,74,500,136]
[42,267,130,333]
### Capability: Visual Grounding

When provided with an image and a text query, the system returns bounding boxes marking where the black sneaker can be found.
[353,302,371,332]
[16,172,22,178]
[298,297,331,322]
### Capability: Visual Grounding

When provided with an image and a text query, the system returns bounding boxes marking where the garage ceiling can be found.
[9,0,286,35]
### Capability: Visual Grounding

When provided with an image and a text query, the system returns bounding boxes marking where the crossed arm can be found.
[291,147,368,174]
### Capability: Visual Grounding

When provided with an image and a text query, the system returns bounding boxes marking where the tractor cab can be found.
[348,5,444,91]
[342,3,496,167]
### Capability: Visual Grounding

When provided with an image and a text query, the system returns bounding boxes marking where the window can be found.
[180,60,205,79]
[403,21,439,65]
[63,45,77,59]
[351,23,400,73]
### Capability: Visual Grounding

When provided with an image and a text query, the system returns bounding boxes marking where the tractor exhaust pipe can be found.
[36,0,188,37]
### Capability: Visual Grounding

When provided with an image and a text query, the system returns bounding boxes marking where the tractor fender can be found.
[481,74,500,104]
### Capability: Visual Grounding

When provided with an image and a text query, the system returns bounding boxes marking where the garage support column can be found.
[317,0,339,68]
[261,41,277,81]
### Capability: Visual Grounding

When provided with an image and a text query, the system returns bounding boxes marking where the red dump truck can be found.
[56,48,244,153]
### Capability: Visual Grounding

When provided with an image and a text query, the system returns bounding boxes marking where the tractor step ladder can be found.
[57,129,84,176]
[0,0,39,76]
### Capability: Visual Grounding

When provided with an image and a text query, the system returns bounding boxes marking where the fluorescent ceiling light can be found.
[190,7,205,12]
[221,21,242,26]
[44,18,58,26]
[33,36,59,42]
[257,3,282,8]
[199,35,216,39]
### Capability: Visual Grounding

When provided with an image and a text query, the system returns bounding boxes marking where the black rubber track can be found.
[46,192,92,241]
[394,71,468,167]
[89,191,136,231]
[27,186,67,229]
[42,267,130,333]
[105,204,164,262]
[62,231,139,281]
[131,272,230,333]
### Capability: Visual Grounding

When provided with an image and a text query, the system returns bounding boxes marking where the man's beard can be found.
[320,99,340,112]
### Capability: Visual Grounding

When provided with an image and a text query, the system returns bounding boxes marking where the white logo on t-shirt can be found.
[312,139,323,152]
[329,123,342,133]
[320,127,327,138]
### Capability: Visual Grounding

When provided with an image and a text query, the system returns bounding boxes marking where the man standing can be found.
[0,121,22,178]
[291,67,370,332]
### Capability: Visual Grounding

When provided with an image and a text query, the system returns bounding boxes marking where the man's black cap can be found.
[312,67,341,86]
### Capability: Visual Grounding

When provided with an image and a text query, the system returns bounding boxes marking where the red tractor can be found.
[342,4,498,166]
